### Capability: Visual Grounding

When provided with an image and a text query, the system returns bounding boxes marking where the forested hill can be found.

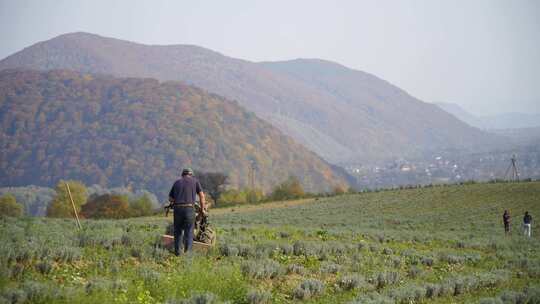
[0,32,499,163]
[0,69,350,197]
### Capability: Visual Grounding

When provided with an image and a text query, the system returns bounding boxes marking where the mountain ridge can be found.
[0,32,499,163]
[0,69,350,197]
[435,102,540,130]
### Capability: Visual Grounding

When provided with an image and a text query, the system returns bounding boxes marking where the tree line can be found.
[0,172,332,218]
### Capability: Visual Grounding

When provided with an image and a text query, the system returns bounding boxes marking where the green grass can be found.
[1,181,539,303]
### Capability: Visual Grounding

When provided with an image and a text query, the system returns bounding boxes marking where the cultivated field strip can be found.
[0,182,539,303]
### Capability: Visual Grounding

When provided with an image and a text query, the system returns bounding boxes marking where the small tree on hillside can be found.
[270,176,305,201]
[197,172,228,206]
[129,194,154,217]
[333,185,347,195]
[246,188,264,203]
[81,194,130,219]
[46,180,87,218]
[0,194,24,217]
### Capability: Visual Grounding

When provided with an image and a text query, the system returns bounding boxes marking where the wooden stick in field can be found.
[65,182,82,229]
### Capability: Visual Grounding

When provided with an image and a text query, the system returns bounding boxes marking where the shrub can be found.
[241,259,283,280]
[438,281,455,297]
[286,264,306,275]
[85,277,113,294]
[237,244,254,257]
[0,288,27,304]
[293,241,306,256]
[270,176,305,201]
[382,247,393,255]
[0,186,55,216]
[464,253,482,264]
[329,243,347,256]
[317,246,329,261]
[451,276,478,296]
[391,256,402,268]
[246,290,271,304]
[376,271,400,289]
[81,194,130,219]
[279,244,293,255]
[254,243,275,259]
[407,266,422,279]
[55,246,81,263]
[138,267,161,285]
[421,256,434,267]
[121,234,133,246]
[22,281,53,302]
[524,286,540,302]
[425,283,440,298]
[219,188,263,205]
[151,247,168,262]
[0,194,24,217]
[167,292,219,304]
[293,279,324,300]
[338,274,368,291]
[479,298,504,304]
[350,293,394,304]
[320,262,340,274]
[369,244,380,253]
[130,246,146,259]
[219,244,239,257]
[477,270,509,288]
[10,263,25,279]
[389,285,426,304]
[35,259,53,274]
[439,253,465,265]
[14,246,34,263]
[357,241,367,251]
[129,194,154,217]
[499,291,527,304]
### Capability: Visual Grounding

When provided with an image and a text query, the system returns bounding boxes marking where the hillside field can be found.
[1,181,539,303]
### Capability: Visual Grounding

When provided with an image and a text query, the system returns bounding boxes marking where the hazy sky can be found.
[1,0,539,116]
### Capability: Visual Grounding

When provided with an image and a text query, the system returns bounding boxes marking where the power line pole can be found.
[504,154,519,182]
[249,161,256,190]
[246,160,258,203]
[65,182,82,230]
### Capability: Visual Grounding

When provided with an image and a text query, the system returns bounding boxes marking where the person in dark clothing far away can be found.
[523,211,532,238]
[503,210,511,235]
[168,168,206,255]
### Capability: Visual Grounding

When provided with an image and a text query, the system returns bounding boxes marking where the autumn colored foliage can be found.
[81,194,130,219]
[0,69,349,199]
[0,193,24,217]
[46,180,87,218]
[269,176,305,201]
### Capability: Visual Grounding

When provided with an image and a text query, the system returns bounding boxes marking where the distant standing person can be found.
[523,211,532,238]
[503,210,511,235]
[168,168,206,255]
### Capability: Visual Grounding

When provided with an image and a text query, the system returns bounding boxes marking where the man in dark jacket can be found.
[523,211,532,238]
[503,210,511,235]
[168,168,206,255]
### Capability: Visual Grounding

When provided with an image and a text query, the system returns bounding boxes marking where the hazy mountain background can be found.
[436,102,540,130]
[0,32,500,164]
[0,69,351,198]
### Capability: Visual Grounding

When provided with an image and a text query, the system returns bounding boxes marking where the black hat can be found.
[182,168,193,175]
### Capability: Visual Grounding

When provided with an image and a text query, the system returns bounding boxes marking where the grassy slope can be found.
[1,182,539,304]
[216,182,540,235]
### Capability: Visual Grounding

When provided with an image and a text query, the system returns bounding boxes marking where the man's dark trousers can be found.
[173,206,195,255]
